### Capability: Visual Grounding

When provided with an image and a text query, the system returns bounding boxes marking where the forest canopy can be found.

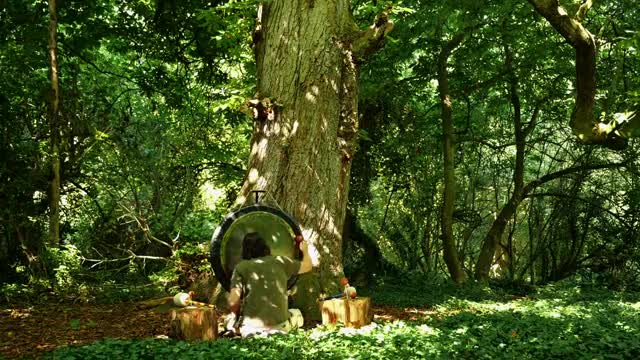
[1,0,639,306]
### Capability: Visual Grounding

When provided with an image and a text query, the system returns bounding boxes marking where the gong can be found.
[210,204,303,291]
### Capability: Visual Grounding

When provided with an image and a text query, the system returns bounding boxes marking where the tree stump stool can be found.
[319,297,371,328]
[169,307,217,341]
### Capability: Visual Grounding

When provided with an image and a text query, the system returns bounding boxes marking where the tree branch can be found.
[575,0,594,22]
[68,179,107,220]
[526,191,634,231]
[523,161,628,195]
[351,8,394,62]
[524,105,540,138]
[451,67,511,98]
[65,46,136,84]
[83,252,169,269]
[527,0,630,149]
[459,136,546,150]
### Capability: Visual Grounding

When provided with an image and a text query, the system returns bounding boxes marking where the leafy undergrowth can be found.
[3,280,640,359]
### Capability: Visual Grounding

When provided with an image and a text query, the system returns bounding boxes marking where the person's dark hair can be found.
[241,232,270,260]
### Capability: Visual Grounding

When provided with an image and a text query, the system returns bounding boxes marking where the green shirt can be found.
[230,255,301,327]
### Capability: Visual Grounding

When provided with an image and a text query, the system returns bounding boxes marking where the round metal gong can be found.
[210,205,302,291]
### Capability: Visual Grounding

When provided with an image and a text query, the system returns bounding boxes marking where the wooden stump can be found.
[169,307,217,341]
[319,297,371,328]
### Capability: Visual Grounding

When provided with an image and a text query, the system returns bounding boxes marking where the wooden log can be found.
[319,297,371,328]
[169,306,217,341]
[136,296,174,310]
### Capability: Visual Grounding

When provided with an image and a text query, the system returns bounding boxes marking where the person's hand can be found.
[295,236,312,274]
[298,239,309,254]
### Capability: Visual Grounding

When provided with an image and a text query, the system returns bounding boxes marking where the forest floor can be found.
[1,280,639,359]
[0,303,168,359]
[0,302,421,359]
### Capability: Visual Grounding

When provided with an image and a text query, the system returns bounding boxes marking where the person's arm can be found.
[298,239,312,274]
[228,287,242,315]
[228,267,243,315]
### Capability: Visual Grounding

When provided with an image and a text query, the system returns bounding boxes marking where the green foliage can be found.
[2,0,640,316]
[1,0,253,288]
[69,319,82,331]
[347,0,640,287]
[361,275,500,308]
[148,241,211,294]
[45,245,87,296]
[48,282,640,359]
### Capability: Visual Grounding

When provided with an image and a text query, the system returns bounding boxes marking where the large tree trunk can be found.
[47,0,62,247]
[236,1,391,318]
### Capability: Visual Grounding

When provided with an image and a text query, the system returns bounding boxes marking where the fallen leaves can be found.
[0,303,170,359]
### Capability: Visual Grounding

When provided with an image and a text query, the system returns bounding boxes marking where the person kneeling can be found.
[225,232,312,337]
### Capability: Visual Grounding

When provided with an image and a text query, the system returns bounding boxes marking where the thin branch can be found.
[118,203,175,251]
[523,161,628,195]
[460,136,547,150]
[68,179,106,220]
[65,47,137,83]
[524,105,541,138]
[83,253,169,269]
[526,191,634,231]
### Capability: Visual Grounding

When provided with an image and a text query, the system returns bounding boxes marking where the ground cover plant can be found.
[3,279,638,359]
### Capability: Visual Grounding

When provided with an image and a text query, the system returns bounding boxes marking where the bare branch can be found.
[524,105,541,138]
[83,253,169,269]
[117,203,175,251]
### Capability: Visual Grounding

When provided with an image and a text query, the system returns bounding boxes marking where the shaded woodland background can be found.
[2,0,640,305]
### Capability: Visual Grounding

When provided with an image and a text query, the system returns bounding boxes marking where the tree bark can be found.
[526,0,637,149]
[236,1,391,318]
[169,307,217,341]
[47,0,62,248]
[437,32,467,284]
[319,296,371,328]
[343,209,398,280]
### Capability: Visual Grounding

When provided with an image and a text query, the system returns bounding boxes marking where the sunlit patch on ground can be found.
[6,308,32,319]
[372,305,438,321]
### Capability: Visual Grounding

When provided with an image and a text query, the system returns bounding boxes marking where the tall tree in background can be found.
[438,29,468,284]
[47,0,62,247]
[474,36,538,282]
[235,0,392,314]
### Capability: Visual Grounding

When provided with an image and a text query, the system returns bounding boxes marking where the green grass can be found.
[47,280,640,359]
